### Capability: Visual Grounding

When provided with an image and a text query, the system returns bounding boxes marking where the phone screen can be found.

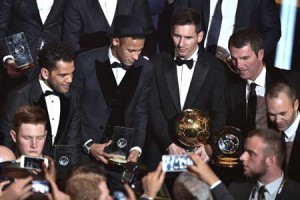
[32,180,50,193]
[162,155,193,172]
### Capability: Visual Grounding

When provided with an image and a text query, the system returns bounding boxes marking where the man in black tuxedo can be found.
[226,28,300,136]
[63,0,153,54]
[0,0,67,113]
[174,0,281,61]
[147,8,227,171]
[188,129,300,200]
[0,43,81,180]
[266,81,300,183]
[72,15,153,192]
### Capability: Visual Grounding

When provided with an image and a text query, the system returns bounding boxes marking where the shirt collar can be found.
[108,47,121,65]
[39,79,53,93]
[174,46,199,62]
[257,172,284,196]
[284,111,300,142]
[247,67,266,88]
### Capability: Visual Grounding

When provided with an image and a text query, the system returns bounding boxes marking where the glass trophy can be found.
[106,126,134,165]
[5,32,34,70]
[211,126,243,168]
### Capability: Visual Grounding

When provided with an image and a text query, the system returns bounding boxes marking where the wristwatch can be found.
[82,140,94,154]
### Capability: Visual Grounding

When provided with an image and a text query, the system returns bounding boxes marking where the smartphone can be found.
[20,155,49,170]
[162,155,193,172]
[31,180,51,193]
[121,162,137,183]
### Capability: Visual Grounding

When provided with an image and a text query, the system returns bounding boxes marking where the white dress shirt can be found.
[39,80,60,144]
[36,0,54,24]
[204,0,238,54]
[246,67,267,104]
[284,112,300,142]
[98,0,118,26]
[251,173,284,200]
[108,48,126,86]
[176,47,198,110]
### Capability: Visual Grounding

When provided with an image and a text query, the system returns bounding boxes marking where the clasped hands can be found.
[89,140,139,164]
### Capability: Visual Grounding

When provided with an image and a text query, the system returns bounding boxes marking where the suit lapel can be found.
[44,0,62,25]
[164,55,181,112]
[202,0,210,30]
[184,51,210,109]
[28,0,43,25]
[287,123,300,178]
[89,0,111,29]
[234,0,250,31]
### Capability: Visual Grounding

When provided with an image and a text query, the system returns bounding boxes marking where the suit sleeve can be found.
[0,0,13,59]
[63,0,82,54]
[0,91,26,150]
[130,61,154,149]
[211,182,235,200]
[260,0,281,56]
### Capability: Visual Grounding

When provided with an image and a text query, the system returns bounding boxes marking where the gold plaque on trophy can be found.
[174,108,211,152]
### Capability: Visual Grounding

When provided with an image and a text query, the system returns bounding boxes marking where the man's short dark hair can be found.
[38,43,74,71]
[247,128,285,167]
[171,8,203,33]
[13,105,47,132]
[228,28,263,56]
[266,81,297,105]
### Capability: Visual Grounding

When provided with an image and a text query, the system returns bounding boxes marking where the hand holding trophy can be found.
[174,108,211,153]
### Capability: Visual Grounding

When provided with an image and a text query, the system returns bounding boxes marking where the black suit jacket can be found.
[287,122,300,183]
[63,0,153,53]
[0,79,81,160]
[226,67,300,136]
[72,47,153,160]
[175,0,281,56]
[228,178,300,200]
[0,0,66,61]
[148,48,227,166]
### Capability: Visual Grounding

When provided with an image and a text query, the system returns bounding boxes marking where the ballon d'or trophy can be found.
[174,108,211,152]
[211,126,243,168]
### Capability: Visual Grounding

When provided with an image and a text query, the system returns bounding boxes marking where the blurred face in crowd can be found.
[10,123,47,157]
[266,92,299,132]
[41,60,74,94]
[172,24,203,59]
[230,43,264,81]
[112,37,145,67]
[240,136,268,179]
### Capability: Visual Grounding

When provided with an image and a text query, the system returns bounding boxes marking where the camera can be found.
[20,155,49,170]
[31,180,50,193]
[162,155,193,172]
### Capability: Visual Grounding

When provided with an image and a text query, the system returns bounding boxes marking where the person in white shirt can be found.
[266,81,300,183]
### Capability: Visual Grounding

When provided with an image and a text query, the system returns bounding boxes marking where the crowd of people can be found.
[1,0,300,200]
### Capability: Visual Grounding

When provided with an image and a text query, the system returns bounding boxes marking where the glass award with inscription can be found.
[211,126,243,168]
[174,108,211,152]
[5,32,34,70]
[106,126,134,165]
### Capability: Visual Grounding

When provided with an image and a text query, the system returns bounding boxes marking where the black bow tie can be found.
[44,90,59,97]
[174,57,194,69]
[111,62,128,70]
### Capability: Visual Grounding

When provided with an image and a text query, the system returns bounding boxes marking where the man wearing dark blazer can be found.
[226,28,300,136]
[0,43,81,180]
[72,15,153,191]
[266,82,300,183]
[63,0,153,54]
[0,0,67,113]
[147,9,227,171]
[174,0,281,59]
[189,129,300,200]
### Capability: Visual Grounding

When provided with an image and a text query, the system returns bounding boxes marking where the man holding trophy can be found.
[73,15,153,192]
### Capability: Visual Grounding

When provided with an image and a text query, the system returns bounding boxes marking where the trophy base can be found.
[16,63,35,71]
[213,157,240,168]
[108,155,127,166]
